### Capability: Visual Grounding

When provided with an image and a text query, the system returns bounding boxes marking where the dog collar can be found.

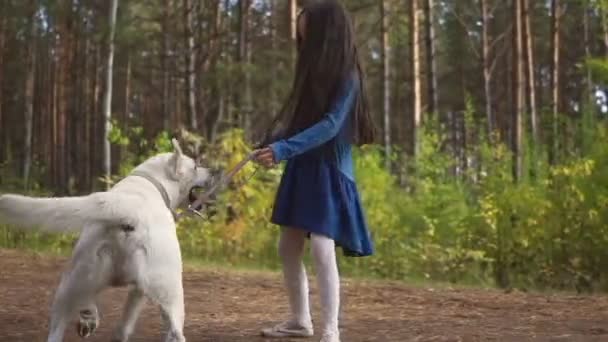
[130,170,178,221]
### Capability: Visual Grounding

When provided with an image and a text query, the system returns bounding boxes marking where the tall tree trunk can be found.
[184,0,198,130]
[56,0,73,193]
[0,1,6,163]
[83,34,91,190]
[381,0,392,169]
[523,0,537,145]
[549,0,561,165]
[512,0,524,181]
[602,6,608,57]
[222,0,233,127]
[480,0,493,136]
[410,0,422,157]
[237,0,251,131]
[23,0,37,190]
[244,0,252,137]
[161,0,171,131]
[269,0,278,118]
[121,53,131,164]
[102,0,119,188]
[289,0,298,65]
[91,45,102,190]
[209,0,225,141]
[424,0,438,115]
[583,0,593,103]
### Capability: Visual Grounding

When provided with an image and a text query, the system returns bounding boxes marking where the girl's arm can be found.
[270,77,357,162]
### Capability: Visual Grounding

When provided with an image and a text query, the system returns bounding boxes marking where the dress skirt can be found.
[271,155,374,257]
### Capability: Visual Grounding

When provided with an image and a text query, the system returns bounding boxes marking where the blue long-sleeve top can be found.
[270,75,358,180]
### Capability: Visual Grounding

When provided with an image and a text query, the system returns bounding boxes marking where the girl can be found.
[254,1,375,341]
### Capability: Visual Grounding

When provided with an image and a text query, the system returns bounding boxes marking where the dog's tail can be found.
[0,192,133,233]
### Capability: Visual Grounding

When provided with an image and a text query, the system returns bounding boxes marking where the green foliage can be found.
[3,121,608,292]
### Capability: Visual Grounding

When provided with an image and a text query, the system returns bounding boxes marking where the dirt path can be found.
[1,249,608,342]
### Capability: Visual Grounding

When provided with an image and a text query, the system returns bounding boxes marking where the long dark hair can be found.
[259,0,375,148]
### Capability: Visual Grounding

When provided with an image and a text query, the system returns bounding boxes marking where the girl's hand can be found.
[254,147,277,168]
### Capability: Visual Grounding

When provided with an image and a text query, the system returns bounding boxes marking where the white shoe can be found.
[320,331,341,342]
[261,321,314,338]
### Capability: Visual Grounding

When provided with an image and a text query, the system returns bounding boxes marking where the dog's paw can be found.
[76,309,99,338]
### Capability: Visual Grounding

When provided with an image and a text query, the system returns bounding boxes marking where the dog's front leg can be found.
[150,279,186,342]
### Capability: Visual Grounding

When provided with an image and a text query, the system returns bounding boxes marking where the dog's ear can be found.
[170,138,183,179]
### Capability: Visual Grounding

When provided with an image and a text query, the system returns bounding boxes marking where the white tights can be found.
[278,227,340,335]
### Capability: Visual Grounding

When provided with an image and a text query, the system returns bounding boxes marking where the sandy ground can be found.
[1,248,608,342]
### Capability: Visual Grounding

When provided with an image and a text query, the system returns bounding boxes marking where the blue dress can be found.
[269,75,374,257]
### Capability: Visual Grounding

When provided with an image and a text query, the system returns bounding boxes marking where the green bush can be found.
[2,124,608,292]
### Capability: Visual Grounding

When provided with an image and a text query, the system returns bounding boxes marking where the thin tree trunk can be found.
[102,0,119,188]
[523,0,537,145]
[83,34,91,190]
[23,0,37,190]
[602,6,608,57]
[91,45,101,190]
[56,0,73,193]
[550,0,561,165]
[381,0,392,169]
[210,0,225,141]
[289,0,298,65]
[124,54,131,128]
[122,53,131,164]
[513,0,524,181]
[51,55,58,187]
[244,0,252,137]
[424,0,438,115]
[184,0,198,130]
[410,0,422,157]
[480,0,493,136]
[161,0,171,131]
[0,1,6,163]
[222,0,233,126]
[269,0,278,117]
[583,0,593,103]
[237,0,251,131]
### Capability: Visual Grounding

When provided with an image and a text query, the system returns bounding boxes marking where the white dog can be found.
[0,139,211,342]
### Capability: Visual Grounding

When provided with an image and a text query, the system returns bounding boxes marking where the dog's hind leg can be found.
[111,288,146,342]
[77,301,99,338]
[47,256,108,342]
[47,273,91,342]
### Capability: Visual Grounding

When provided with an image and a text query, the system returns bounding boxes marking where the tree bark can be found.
[23,0,38,190]
[0,1,6,163]
[549,0,561,165]
[102,0,119,188]
[410,0,422,157]
[480,0,493,136]
[602,6,608,57]
[83,33,92,191]
[209,0,225,141]
[55,0,74,193]
[381,0,392,169]
[269,0,278,118]
[184,0,198,130]
[583,0,593,104]
[424,0,438,116]
[237,0,251,132]
[512,0,524,181]
[161,0,171,131]
[523,0,537,145]
[289,0,298,65]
